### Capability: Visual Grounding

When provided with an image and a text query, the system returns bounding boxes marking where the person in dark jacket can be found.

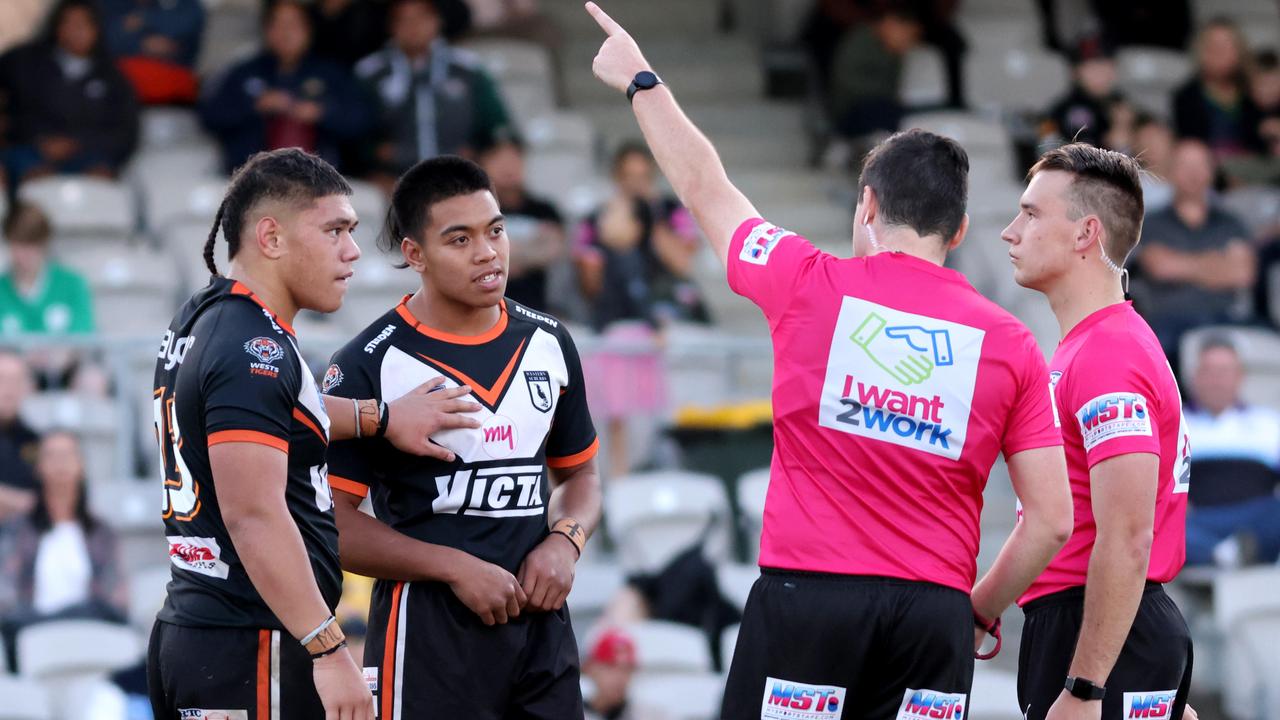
[1173,17,1266,160]
[98,0,205,105]
[354,0,512,186]
[0,0,139,182]
[199,0,371,174]
[1043,35,1127,150]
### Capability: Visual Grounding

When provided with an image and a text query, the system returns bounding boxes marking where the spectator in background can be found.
[1042,36,1118,148]
[0,0,54,55]
[0,352,39,528]
[1087,0,1191,51]
[0,0,139,182]
[828,7,922,140]
[463,0,566,104]
[575,143,709,479]
[582,628,637,720]
[1135,139,1256,363]
[0,201,94,336]
[1173,18,1265,160]
[199,0,371,174]
[1184,336,1280,567]
[477,136,567,313]
[1252,50,1280,157]
[1132,114,1175,212]
[0,431,128,670]
[308,0,391,69]
[98,0,204,105]
[355,0,512,188]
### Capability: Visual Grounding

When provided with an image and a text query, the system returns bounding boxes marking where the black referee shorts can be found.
[147,619,323,720]
[1017,583,1193,720]
[364,579,582,720]
[722,570,974,720]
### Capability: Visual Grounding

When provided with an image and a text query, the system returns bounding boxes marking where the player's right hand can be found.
[449,556,528,626]
[385,377,482,461]
[312,645,374,720]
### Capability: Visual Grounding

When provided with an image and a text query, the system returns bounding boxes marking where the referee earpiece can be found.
[865,222,885,252]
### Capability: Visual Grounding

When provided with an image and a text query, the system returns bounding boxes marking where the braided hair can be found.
[203,148,352,277]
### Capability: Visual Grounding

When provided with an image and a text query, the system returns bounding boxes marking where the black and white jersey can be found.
[324,297,598,573]
[153,277,340,629]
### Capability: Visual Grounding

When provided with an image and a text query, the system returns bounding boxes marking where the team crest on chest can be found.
[524,370,553,413]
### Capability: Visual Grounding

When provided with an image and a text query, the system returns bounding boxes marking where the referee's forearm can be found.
[1069,534,1151,681]
[972,519,1066,620]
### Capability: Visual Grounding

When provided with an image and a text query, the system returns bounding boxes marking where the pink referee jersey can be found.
[727,218,1062,592]
[1020,302,1190,605]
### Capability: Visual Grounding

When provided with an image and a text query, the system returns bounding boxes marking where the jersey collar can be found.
[1062,300,1132,346]
[395,295,508,345]
[230,280,296,337]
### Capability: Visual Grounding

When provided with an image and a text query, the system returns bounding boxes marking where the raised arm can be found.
[585,2,758,265]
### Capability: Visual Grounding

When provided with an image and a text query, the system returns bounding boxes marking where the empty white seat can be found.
[965,48,1070,114]
[1213,567,1280,720]
[901,111,1013,158]
[629,671,726,720]
[19,393,124,480]
[716,563,759,610]
[145,175,228,230]
[16,620,142,678]
[463,39,554,89]
[900,46,948,107]
[525,147,595,203]
[736,467,769,560]
[523,112,596,157]
[88,478,159,532]
[1116,47,1191,119]
[720,623,740,671]
[139,107,206,150]
[606,471,732,572]
[1220,186,1280,240]
[0,674,51,720]
[623,619,712,674]
[58,245,181,338]
[128,565,171,633]
[19,177,136,240]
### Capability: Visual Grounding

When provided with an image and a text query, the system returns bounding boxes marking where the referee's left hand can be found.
[517,534,578,612]
[585,2,653,94]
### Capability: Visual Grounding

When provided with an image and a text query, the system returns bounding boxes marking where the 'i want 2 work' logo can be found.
[819,297,985,460]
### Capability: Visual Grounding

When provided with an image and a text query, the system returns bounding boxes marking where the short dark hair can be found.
[3,200,52,246]
[31,430,97,533]
[1198,333,1239,358]
[858,128,969,242]
[380,155,495,253]
[611,141,653,172]
[1255,49,1279,73]
[203,148,352,277]
[1027,142,1145,266]
[42,0,107,58]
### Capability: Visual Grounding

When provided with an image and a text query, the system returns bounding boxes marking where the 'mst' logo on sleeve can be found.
[1075,392,1152,451]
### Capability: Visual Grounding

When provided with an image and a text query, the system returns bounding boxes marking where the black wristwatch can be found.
[1064,676,1106,701]
[626,70,662,103]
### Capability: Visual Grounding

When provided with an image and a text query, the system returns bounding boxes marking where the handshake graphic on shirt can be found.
[851,313,954,386]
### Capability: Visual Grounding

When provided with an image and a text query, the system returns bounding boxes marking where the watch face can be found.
[636,71,659,88]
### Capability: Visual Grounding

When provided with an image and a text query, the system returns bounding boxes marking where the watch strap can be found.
[1064,676,1106,701]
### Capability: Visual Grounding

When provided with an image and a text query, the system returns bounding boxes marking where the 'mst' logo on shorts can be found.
[896,689,966,720]
[1124,691,1177,718]
[761,677,845,719]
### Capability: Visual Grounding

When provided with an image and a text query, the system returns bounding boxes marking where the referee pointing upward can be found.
[586,4,1073,719]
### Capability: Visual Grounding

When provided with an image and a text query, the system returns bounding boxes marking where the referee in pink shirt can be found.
[586,5,1074,718]
[1002,145,1194,720]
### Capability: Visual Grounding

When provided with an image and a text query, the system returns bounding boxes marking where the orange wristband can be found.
[550,517,586,557]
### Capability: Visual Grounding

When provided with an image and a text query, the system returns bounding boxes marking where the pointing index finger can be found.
[585,2,625,37]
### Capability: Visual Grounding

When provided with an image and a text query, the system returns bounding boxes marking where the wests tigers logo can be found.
[244,337,285,364]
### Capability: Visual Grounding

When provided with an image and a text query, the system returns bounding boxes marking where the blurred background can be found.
[0,0,1277,718]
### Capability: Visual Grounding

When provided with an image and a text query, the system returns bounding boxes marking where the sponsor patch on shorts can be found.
[1122,690,1178,718]
[178,710,248,720]
[363,666,378,693]
[760,676,845,719]
[896,688,966,720]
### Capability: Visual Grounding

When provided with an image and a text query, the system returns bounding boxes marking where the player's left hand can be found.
[585,2,653,94]
[517,534,578,612]
[1044,690,1101,720]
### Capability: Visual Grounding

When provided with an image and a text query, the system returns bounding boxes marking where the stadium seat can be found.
[18,177,136,241]
[88,478,159,533]
[16,620,142,678]
[1213,567,1280,720]
[139,107,206,151]
[964,47,1070,114]
[628,672,726,720]
[901,111,1013,159]
[623,619,713,674]
[145,175,227,230]
[129,145,223,230]
[969,668,1022,720]
[58,244,182,338]
[1116,47,1191,120]
[736,467,769,561]
[525,147,597,208]
[605,471,732,572]
[463,39,554,91]
[523,112,597,157]
[499,79,558,129]
[128,565,171,632]
[956,15,1043,50]
[1220,185,1280,241]
[900,46,949,107]
[19,393,124,481]
[715,563,759,611]
[0,674,51,720]
[720,623,739,672]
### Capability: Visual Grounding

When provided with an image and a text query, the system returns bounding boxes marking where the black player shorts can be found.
[1018,583,1193,720]
[364,579,582,720]
[722,570,974,720]
[147,619,323,720]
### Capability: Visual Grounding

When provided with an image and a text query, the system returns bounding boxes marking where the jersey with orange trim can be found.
[324,297,597,573]
[152,276,340,629]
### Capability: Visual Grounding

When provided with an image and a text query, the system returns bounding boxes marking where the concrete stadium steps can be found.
[543,0,725,40]
[563,37,765,105]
